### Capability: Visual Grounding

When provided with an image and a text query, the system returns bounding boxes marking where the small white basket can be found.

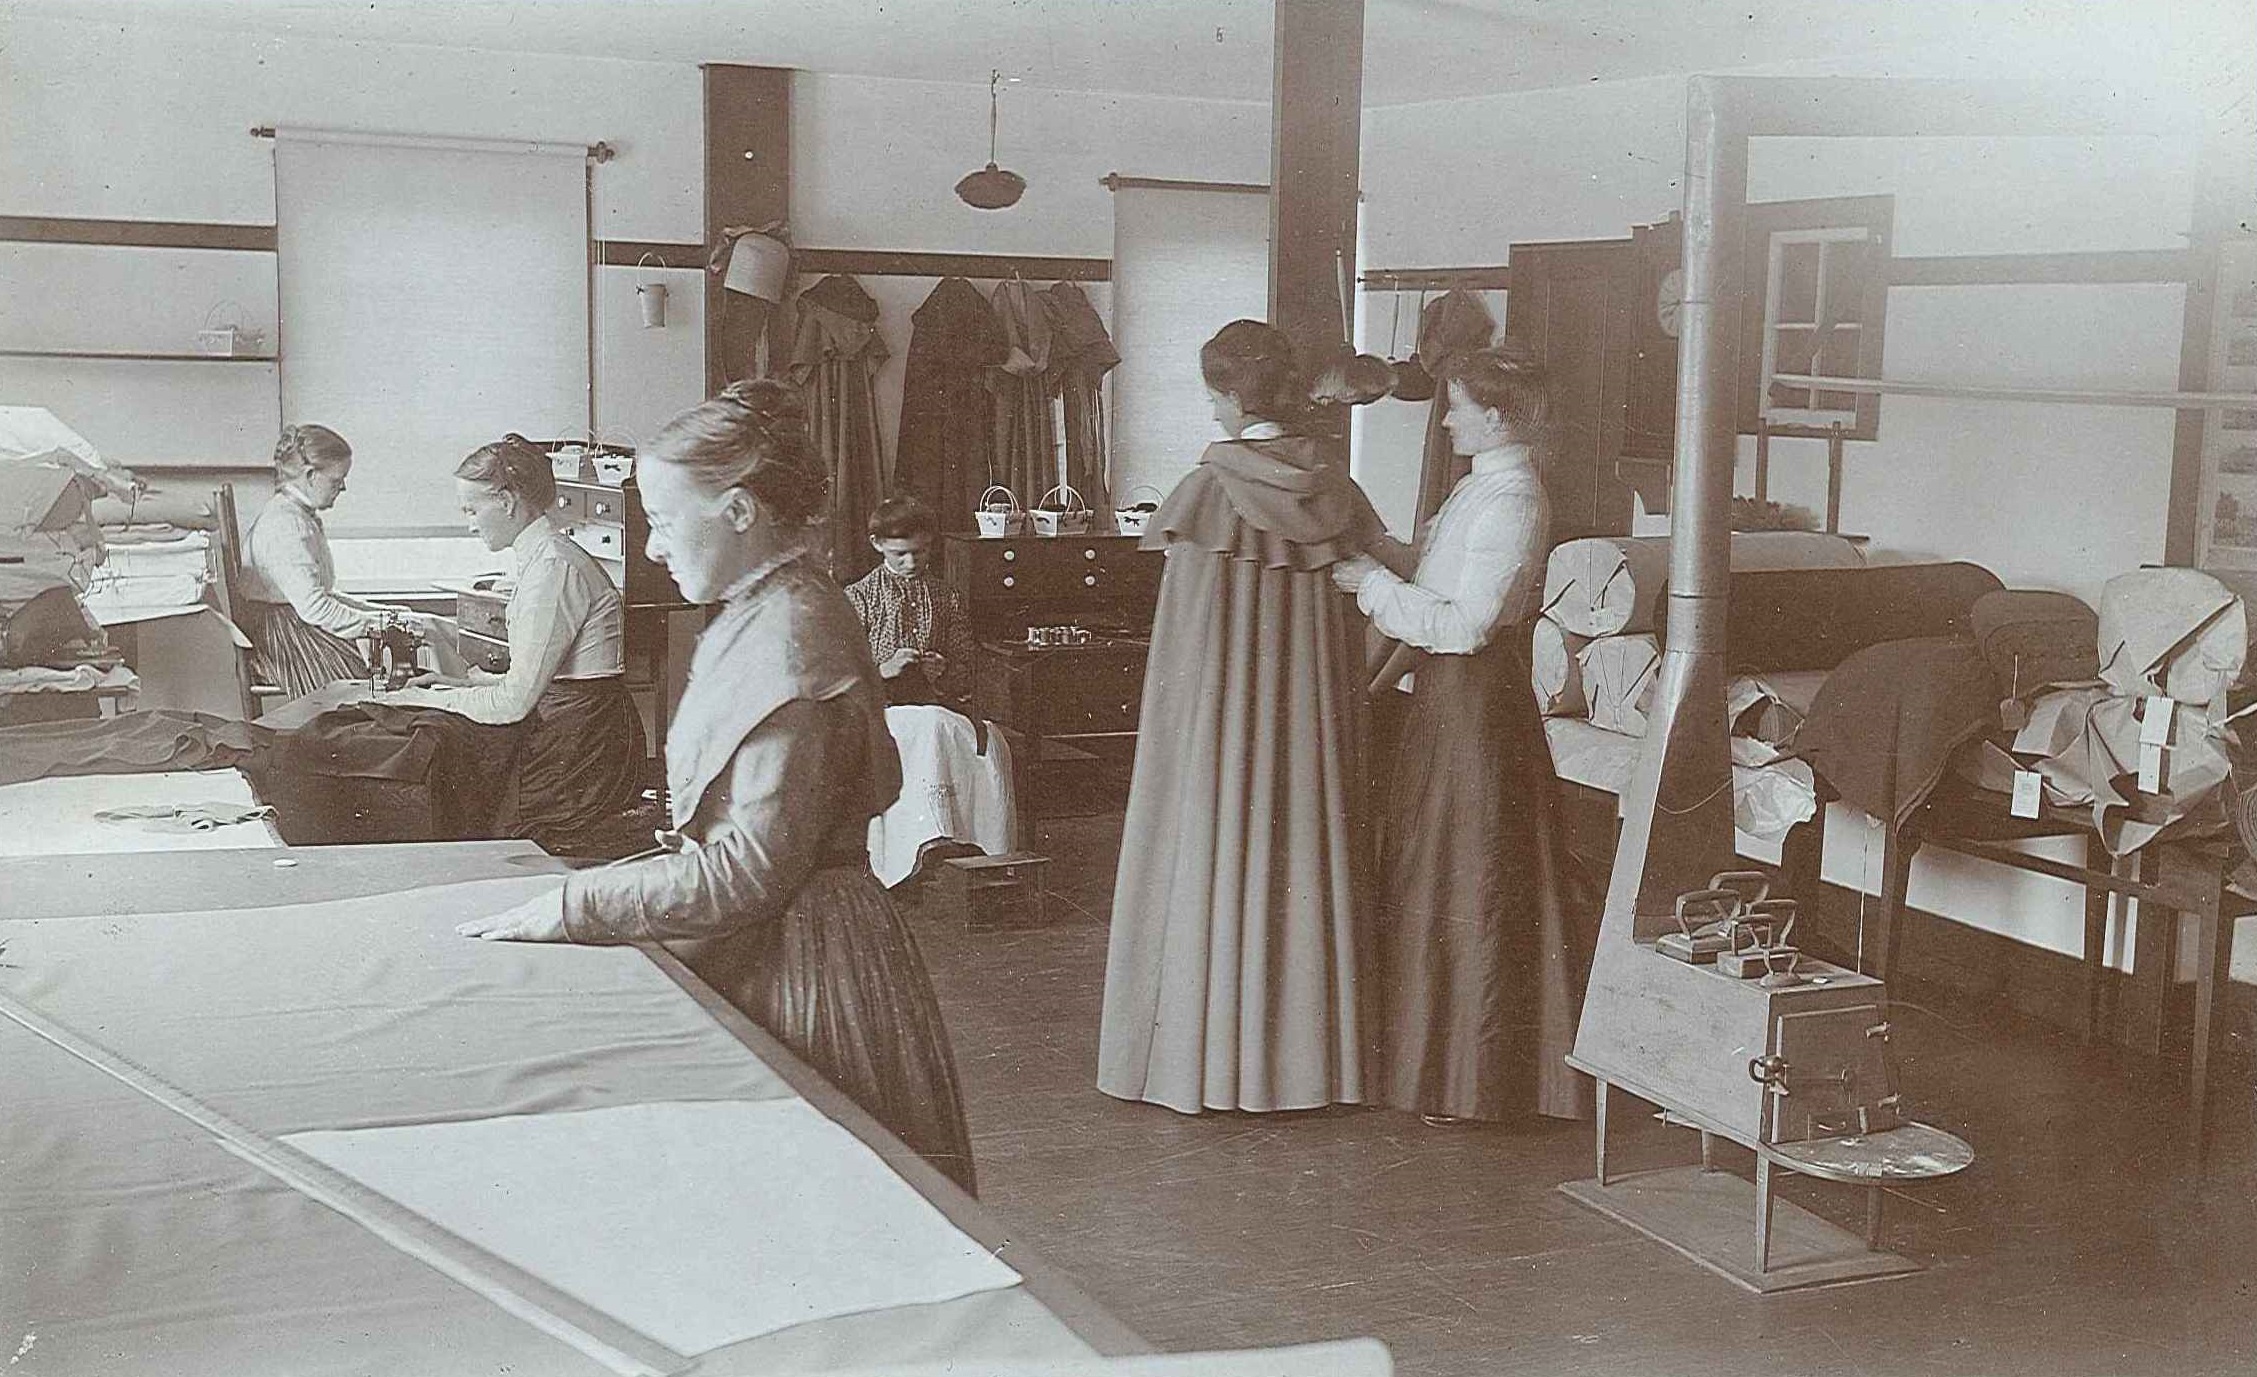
[1029,484,1092,537]
[974,485,1026,538]
[1112,484,1164,537]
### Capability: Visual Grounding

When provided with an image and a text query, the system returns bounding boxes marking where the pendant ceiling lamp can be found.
[956,70,1026,210]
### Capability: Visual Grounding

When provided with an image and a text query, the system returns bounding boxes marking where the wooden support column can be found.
[703,64,791,395]
[1268,0,1365,388]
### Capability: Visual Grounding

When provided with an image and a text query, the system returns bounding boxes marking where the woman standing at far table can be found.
[386,435,644,855]
[1331,344,1596,1125]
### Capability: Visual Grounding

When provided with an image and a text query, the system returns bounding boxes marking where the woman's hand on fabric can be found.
[879,647,922,679]
[919,650,948,679]
[455,888,569,942]
[403,670,467,689]
[1330,554,1382,594]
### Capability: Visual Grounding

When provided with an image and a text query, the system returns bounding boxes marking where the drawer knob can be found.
[1002,576,1016,589]
[592,501,613,517]
[1083,548,1097,560]
[1084,574,1097,586]
[1003,549,1017,562]
[555,496,572,509]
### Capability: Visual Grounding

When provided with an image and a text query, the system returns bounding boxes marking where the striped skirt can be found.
[240,600,366,701]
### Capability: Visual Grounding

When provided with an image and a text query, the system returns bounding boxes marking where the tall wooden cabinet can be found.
[1502,236,1643,540]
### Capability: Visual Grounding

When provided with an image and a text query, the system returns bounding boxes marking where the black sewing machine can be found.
[360,611,425,691]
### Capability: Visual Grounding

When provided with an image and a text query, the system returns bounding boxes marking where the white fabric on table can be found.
[867,704,1017,888]
[0,768,276,855]
[283,1098,1022,1356]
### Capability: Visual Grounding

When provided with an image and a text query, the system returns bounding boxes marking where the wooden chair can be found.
[210,483,285,720]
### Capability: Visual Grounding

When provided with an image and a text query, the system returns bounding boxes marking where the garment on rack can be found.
[897,279,1005,533]
[1098,427,1383,1115]
[986,280,1057,509]
[788,275,890,584]
[1042,282,1120,522]
[1410,291,1497,527]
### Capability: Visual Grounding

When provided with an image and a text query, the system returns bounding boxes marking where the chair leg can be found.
[1754,1155,1775,1273]
[1594,1079,1611,1187]
[1872,822,1916,981]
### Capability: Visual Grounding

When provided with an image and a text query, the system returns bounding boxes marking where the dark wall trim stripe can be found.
[1889,250,2193,286]
[598,240,707,270]
[1361,265,1511,291]
[0,216,277,252]
[795,248,1111,282]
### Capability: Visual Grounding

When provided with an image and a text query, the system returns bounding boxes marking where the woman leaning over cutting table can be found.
[454,382,977,1192]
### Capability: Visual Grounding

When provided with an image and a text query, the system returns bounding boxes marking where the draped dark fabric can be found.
[1042,282,1120,525]
[252,702,527,842]
[986,280,1058,511]
[505,676,646,856]
[788,275,890,584]
[0,710,267,787]
[896,279,1005,534]
[1411,290,1499,527]
[1376,628,1600,1121]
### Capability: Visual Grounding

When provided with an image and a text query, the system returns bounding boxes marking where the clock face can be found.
[1656,268,1685,338]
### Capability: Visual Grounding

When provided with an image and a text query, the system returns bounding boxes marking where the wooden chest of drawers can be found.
[551,478,683,609]
[971,636,1149,741]
[943,533,1161,641]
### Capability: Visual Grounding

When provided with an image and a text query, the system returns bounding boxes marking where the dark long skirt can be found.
[505,675,646,855]
[678,862,978,1194]
[1377,627,1599,1121]
[240,600,366,701]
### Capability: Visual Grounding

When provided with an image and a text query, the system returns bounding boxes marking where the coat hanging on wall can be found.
[1411,289,1499,528]
[896,279,1006,533]
[1041,282,1120,526]
[986,279,1057,509]
[787,274,890,584]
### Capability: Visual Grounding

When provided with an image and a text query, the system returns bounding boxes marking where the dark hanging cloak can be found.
[986,279,1058,510]
[1042,282,1121,525]
[896,278,1006,533]
[1410,290,1498,526]
[788,274,889,584]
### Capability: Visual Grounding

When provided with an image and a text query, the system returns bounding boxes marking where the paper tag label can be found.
[2141,695,2175,746]
[2138,740,2166,794]
[2010,769,2044,818]
[1999,697,2030,732]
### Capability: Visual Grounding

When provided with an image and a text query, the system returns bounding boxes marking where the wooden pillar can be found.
[703,65,791,395]
[1268,0,1365,378]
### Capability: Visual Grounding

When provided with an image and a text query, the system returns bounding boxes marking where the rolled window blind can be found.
[1108,184,1270,502]
[276,130,588,531]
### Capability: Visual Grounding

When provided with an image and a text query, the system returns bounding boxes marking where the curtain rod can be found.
[252,126,614,162]
[1101,174,1269,195]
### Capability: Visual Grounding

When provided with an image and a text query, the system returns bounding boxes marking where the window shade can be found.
[275,131,588,531]
[1108,184,1270,502]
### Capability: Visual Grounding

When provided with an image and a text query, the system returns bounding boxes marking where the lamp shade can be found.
[723,231,792,303]
[955,163,1026,210]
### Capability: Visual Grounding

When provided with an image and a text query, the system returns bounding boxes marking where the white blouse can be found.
[239,486,381,639]
[398,516,626,726]
[1355,444,1548,656]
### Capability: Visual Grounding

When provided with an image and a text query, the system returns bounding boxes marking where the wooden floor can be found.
[902,805,2257,1377]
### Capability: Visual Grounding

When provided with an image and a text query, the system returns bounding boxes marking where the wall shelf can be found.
[0,349,277,363]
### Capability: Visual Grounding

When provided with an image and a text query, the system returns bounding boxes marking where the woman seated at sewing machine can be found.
[384,435,644,854]
[841,495,1016,887]
[238,424,407,699]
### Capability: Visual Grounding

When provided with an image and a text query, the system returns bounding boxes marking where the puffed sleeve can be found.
[558,697,859,943]
[1356,496,1545,655]
[247,503,378,640]
[405,546,591,725]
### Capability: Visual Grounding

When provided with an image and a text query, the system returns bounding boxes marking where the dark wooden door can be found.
[1502,237,1639,541]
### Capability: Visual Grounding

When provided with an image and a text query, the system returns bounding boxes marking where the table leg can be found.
[1865,1185,1884,1250]
[2082,836,2115,1045]
[1594,1079,1611,1187]
[1754,1155,1775,1273]
[2188,873,2231,1155]
[2131,849,2170,1059]
[1872,821,1916,981]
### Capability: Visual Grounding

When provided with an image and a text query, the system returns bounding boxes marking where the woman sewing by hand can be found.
[451,383,977,1191]
[384,435,644,855]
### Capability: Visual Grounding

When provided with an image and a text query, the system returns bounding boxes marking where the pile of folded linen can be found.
[1956,570,2247,855]
[1533,532,1862,841]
